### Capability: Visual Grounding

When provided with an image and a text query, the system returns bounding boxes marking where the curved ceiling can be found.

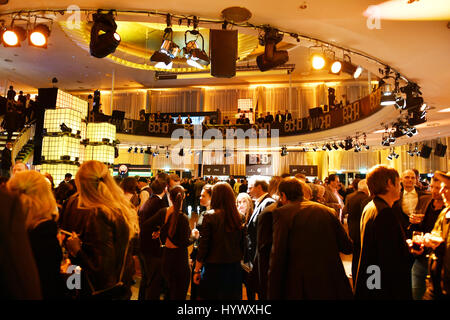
[0,0,449,146]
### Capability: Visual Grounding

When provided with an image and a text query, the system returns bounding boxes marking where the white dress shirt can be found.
[401,188,418,216]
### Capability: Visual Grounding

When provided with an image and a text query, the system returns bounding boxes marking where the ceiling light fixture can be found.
[151,14,179,70]
[257,27,289,72]
[341,54,363,79]
[2,24,26,47]
[182,17,210,69]
[90,10,121,58]
[29,24,50,48]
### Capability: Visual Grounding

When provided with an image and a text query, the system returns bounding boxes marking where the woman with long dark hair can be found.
[146,185,191,299]
[193,182,244,299]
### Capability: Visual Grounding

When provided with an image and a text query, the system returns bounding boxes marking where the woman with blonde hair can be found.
[65,160,139,300]
[236,192,254,226]
[7,170,64,299]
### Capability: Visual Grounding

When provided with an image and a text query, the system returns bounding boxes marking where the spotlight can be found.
[311,53,326,70]
[330,60,342,74]
[2,25,26,47]
[183,27,210,69]
[151,17,179,69]
[90,11,121,58]
[353,66,363,79]
[322,145,327,151]
[332,143,339,150]
[134,147,138,153]
[312,146,318,152]
[380,92,396,106]
[338,142,345,149]
[341,56,363,79]
[281,146,288,156]
[128,147,132,153]
[257,28,289,72]
[140,147,144,154]
[179,148,184,156]
[354,144,361,152]
[344,138,353,151]
[387,154,393,161]
[29,24,50,48]
[395,96,406,110]
[364,144,370,150]
[166,150,170,158]
[325,143,332,151]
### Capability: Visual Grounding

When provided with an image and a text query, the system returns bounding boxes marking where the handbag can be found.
[86,241,130,300]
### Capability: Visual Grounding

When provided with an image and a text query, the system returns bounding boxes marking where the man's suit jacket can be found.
[1,147,12,169]
[343,191,371,279]
[139,194,167,256]
[323,185,342,217]
[394,187,427,237]
[354,197,413,300]
[268,201,353,300]
[256,201,280,300]
[264,114,274,123]
[245,194,275,265]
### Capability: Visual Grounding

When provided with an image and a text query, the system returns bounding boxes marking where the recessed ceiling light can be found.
[373,129,385,134]
[438,107,450,113]
[4,59,12,62]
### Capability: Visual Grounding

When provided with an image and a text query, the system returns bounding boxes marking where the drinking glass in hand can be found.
[410,210,425,224]
[412,231,424,251]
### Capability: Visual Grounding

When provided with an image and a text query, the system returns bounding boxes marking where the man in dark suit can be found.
[257,113,265,126]
[268,177,353,299]
[256,200,281,300]
[284,110,292,122]
[245,178,275,299]
[0,187,42,299]
[354,165,414,300]
[1,141,13,178]
[138,179,168,300]
[264,112,274,124]
[275,111,282,123]
[343,179,371,281]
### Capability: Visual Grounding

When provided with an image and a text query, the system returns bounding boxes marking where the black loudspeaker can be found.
[420,145,432,159]
[435,143,447,157]
[210,29,238,78]
[112,110,125,121]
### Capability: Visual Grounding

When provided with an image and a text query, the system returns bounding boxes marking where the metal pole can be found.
[111,69,115,115]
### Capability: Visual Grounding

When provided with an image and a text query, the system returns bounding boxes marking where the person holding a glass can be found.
[406,176,445,299]
[408,171,450,300]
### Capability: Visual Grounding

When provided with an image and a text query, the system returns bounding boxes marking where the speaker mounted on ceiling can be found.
[435,143,447,157]
[419,145,432,159]
[210,29,238,78]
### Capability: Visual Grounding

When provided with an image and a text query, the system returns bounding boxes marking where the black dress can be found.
[147,208,191,300]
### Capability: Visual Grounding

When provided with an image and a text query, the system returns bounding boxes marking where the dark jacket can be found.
[74,209,135,298]
[394,186,427,236]
[139,194,167,256]
[343,191,371,280]
[196,210,244,264]
[256,201,281,300]
[28,219,64,299]
[1,147,12,169]
[0,188,42,299]
[245,194,275,265]
[354,197,413,300]
[59,193,91,235]
[146,208,191,249]
[268,201,353,300]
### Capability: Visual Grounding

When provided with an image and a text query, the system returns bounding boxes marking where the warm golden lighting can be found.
[312,54,326,70]
[330,61,342,74]
[363,0,450,21]
[30,31,47,47]
[3,30,19,46]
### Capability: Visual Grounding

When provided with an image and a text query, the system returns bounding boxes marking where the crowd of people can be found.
[0,86,35,141]
[1,161,450,301]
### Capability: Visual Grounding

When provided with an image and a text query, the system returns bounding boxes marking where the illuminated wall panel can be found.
[43,109,82,134]
[41,163,79,186]
[42,136,80,161]
[85,145,115,164]
[86,122,116,143]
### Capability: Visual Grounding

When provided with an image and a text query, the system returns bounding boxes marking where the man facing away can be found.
[343,179,371,281]
[0,141,13,178]
[354,165,413,300]
[268,177,353,299]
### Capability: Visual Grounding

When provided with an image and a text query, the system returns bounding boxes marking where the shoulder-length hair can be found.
[75,160,139,239]
[367,165,399,196]
[236,192,254,225]
[7,170,58,230]
[211,182,242,232]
